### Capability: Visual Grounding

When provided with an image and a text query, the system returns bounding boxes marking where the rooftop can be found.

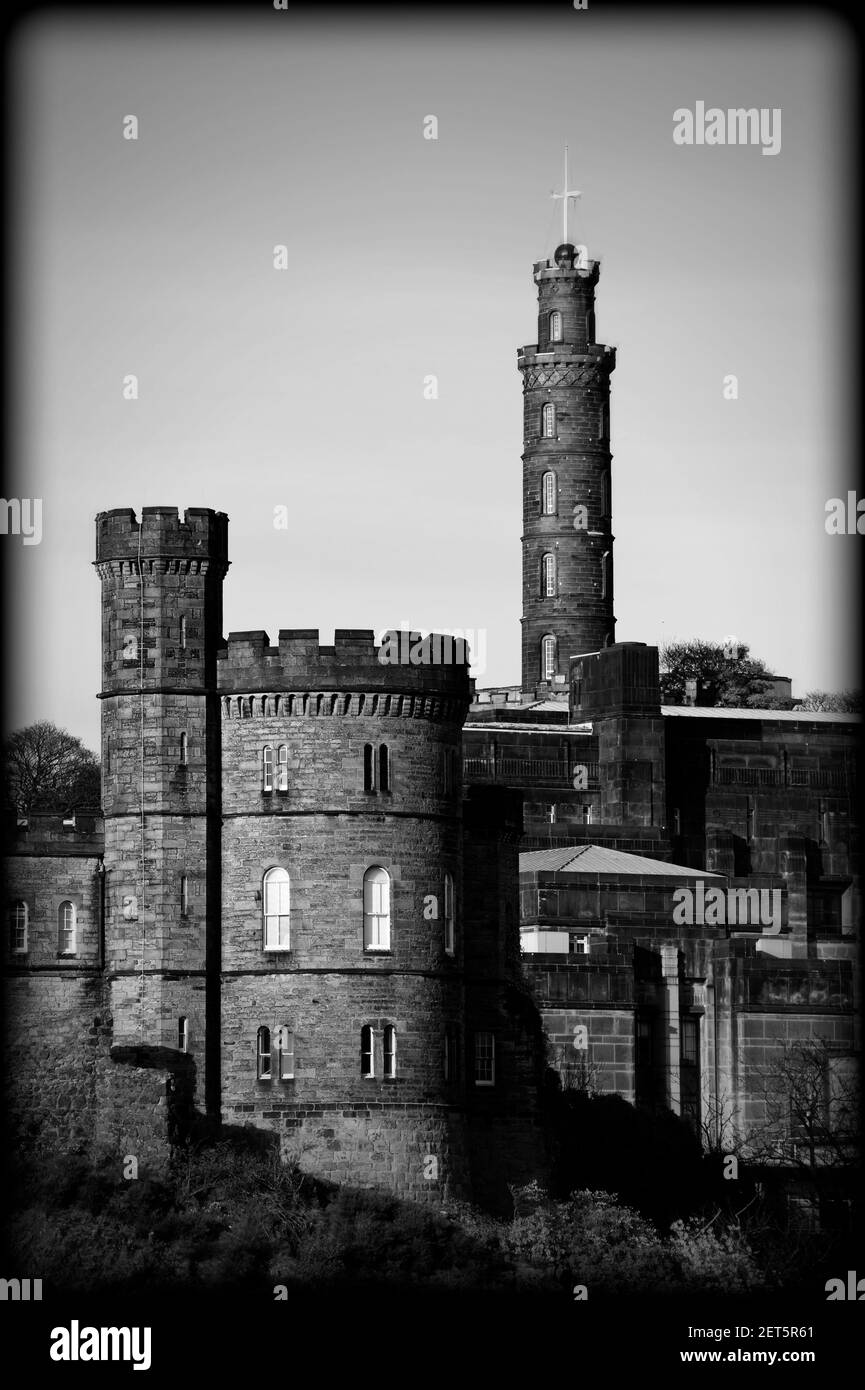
[519,844,725,878]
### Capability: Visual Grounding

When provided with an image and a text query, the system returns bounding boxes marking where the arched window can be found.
[179,732,188,765]
[263,867,290,950]
[277,1026,295,1080]
[549,310,562,342]
[262,745,274,793]
[379,744,390,793]
[178,1016,188,1052]
[542,470,556,515]
[383,1025,396,1079]
[363,866,391,951]
[542,553,556,597]
[444,872,455,955]
[276,744,288,792]
[363,743,375,792]
[257,1026,272,1080]
[360,1025,374,1078]
[58,901,76,955]
[601,551,610,600]
[541,634,557,681]
[10,901,27,953]
[542,403,556,438]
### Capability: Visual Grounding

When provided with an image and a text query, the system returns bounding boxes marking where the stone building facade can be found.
[3,229,860,1207]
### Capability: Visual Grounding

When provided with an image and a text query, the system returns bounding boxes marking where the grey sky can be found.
[5,6,857,750]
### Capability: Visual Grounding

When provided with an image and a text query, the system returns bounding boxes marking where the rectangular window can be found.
[444,1026,459,1083]
[379,744,390,793]
[681,1018,698,1065]
[383,1025,396,1079]
[363,743,375,792]
[276,745,288,792]
[178,1016,188,1052]
[180,875,189,916]
[262,746,274,793]
[257,1027,272,1080]
[474,1031,495,1086]
[10,902,28,953]
[361,1025,374,1078]
[444,873,455,955]
[278,1027,295,1080]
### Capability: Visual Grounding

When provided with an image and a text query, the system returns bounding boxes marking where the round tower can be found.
[519,240,617,696]
[217,628,471,1201]
[94,506,229,1116]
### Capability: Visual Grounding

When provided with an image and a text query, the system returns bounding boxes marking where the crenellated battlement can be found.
[217,628,472,703]
[95,507,229,570]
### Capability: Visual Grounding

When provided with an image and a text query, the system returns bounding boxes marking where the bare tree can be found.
[1,721,100,816]
[744,1039,859,1172]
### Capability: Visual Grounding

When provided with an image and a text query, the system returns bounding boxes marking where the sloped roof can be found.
[662,705,860,724]
[519,844,725,878]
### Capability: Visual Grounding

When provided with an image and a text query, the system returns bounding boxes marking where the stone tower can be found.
[94,507,229,1117]
[217,628,473,1201]
[519,240,617,696]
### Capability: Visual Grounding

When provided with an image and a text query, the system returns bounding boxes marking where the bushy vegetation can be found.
[3,1136,771,1299]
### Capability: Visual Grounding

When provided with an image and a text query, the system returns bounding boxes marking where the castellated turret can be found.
[95,507,229,1117]
[520,242,617,695]
[218,627,474,1199]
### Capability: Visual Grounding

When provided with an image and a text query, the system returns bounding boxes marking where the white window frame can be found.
[444,872,455,955]
[383,1024,396,1079]
[257,1026,272,1080]
[276,744,288,792]
[10,900,28,953]
[474,1031,495,1087]
[262,745,274,793]
[542,553,556,597]
[361,1024,374,1078]
[541,634,557,681]
[542,402,556,438]
[542,470,556,515]
[549,310,562,342]
[277,1026,295,1080]
[178,1016,189,1052]
[263,867,291,951]
[363,866,391,951]
[58,901,77,955]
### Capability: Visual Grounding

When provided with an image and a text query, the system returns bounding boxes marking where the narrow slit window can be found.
[542,553,556,597]
[257,1026,272,1080]
[383,1025,396,1079]
[180,875,189,916]
[363,743,375,792]
[10,901,28,953]
[541,634,557,681]
[542,403,556,438]
[542,470,556,515]
[361,1024,374,1078]
[549,310,562,342]
[444,872,455,955]
[180,732,188,765]
[276,744,288,792]
[262,745,274,793]
[58,901,76,955]
[180,615,187,649]
[178,1016,188,1052]
[379,744,390,793]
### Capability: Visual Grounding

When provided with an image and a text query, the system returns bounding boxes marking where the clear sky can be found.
[4,3,858,752]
